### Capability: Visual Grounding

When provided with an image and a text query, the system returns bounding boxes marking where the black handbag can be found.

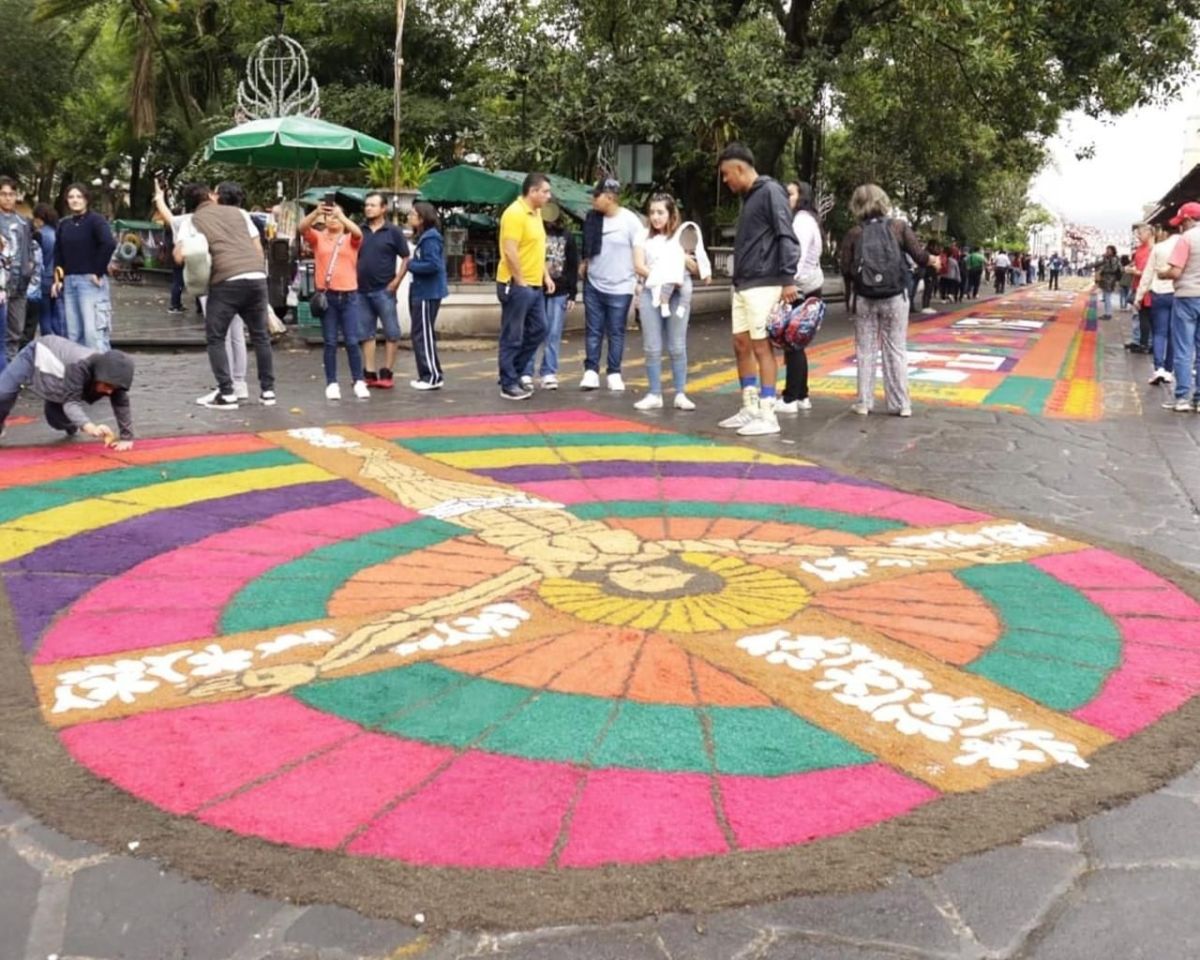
[308,235,344,318]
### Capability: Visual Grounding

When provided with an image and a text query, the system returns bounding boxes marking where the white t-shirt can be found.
[636,229,686,289]
[792,210,823,289]
[586,207,642,296]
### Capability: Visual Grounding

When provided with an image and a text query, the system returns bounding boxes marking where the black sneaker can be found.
[200,393,239,410]
[261,390,277,407]
[500,384,532,401]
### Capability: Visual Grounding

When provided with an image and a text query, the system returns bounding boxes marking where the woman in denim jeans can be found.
[523,207,578,390]
[300,202,368,400]
[52,184,116,352]
[631,194,711,411]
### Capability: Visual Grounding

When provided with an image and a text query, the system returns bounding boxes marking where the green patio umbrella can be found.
[204,116,393,171]
[417,166,594,219]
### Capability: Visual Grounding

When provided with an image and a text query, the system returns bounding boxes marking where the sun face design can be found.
[4,412,1200,928]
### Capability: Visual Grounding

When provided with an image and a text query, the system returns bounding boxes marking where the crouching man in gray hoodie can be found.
[0,335,135,449]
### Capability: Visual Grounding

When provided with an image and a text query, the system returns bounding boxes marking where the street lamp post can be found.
[392,0,407,193]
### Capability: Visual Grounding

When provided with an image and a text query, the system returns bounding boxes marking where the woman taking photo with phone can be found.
[299,199,367,400]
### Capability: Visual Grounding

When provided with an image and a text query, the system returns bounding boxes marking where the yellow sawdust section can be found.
[35,593,573,729]
[1049,379,1102,421]
[0,464,333,564]
[672,608,1115,793]
[424,443,805,470]
[807,377,993,407]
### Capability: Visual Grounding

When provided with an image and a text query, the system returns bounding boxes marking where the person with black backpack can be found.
[838,184,940,417]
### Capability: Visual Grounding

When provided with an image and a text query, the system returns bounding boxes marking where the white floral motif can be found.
[421,496,565,520]
[393,603,530,657]
[799,556,870,583]
[890,530,992,550]
[56,661,159,708]
[142,651,194,683]
[256,629,337,657]
[187,644,254,677]
[286,427,360,450]
[978,523,1053,549]
[736,630,1089,773]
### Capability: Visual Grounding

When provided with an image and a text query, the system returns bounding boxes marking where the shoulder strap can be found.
[321,235,345,290]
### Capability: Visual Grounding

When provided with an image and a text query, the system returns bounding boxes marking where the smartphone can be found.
[323,192,336,206]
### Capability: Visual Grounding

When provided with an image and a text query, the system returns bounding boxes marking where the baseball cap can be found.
[592,177,621,197]
[1169,201,1200,226]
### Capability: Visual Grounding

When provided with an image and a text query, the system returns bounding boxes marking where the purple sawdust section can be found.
[475,460,889,488]
[2,481,362,651]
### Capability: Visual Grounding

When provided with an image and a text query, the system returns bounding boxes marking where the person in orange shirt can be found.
[300,201,368,400]
[1128,223,1154,354]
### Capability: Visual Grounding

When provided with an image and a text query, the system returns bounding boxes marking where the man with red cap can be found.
[1161,202,1200,411]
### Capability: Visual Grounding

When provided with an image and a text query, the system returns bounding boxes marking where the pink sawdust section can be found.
[199,731,452,849]
[35,498,416,664]
[558,768,729,867]
[518,476,989,527]
[1034,550,1200,737]
[60,697,357,814]
[720,764,938,849]
[346,751,582,868]
[363,409,664,440]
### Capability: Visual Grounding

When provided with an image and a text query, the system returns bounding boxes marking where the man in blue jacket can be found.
[716,144,799,437]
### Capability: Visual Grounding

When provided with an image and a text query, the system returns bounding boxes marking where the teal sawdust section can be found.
[983,376,1054,416]
[395,431,705,454]
[959,563,1121,710]
[219,516,461,633]
[296,662,871,776]
[0,449,301,525]
[571,500,904,537]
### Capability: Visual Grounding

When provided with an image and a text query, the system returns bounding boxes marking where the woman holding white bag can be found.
[632,193,711,412]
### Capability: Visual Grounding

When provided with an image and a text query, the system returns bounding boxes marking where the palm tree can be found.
[34,0,197,139]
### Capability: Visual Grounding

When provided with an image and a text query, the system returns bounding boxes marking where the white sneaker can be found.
[607,372,626,391]
[233,381,250,400]
[850,402,871,416]
[541,374,559,390]
[634,393,663,410]
[580,370,600,390]
[737,412,781,436]
[261,390,277,406]
[1165,370,1176,383]
[674,393,695,411]
[195,387,220,406]
[776,398,812,413]
[353,380,370,400]
[325,383,342,400]
[410,380,442,391]
[719,407,756,429]
[1149,369,1167,385]
[520,375,534,390]
[898,407,913,418]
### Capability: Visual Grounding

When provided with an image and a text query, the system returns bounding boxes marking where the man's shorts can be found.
[360,288,401,342]
[731,286,782,340]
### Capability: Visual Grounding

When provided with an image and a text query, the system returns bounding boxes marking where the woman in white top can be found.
[1134,223,1179,385]
[632,193,711,411]
[779,181,823,413]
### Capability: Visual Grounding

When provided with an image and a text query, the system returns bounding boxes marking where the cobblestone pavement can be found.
[4,290,1200,959]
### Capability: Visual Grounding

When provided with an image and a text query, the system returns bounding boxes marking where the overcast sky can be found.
[1031,79,1200,232]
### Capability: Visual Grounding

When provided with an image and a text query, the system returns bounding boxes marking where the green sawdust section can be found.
[395,431,704,453]
[220,516,462,633]
[959,563,1120,710]
[0,449,301,525]
[295,661,871,777]
[573,501,903,536]
[982,377,1054,416]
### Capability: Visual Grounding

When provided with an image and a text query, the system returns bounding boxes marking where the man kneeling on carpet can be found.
[0,334,135,449]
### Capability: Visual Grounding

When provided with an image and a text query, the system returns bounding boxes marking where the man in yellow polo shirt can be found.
[497,173,555,400]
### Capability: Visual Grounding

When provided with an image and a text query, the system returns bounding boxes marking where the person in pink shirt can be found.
[1160,202,1200,411]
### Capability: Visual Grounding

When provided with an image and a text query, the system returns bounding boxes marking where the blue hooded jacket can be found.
[407,228,448,301]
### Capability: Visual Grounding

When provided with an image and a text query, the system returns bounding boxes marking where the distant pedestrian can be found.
[965,248,984,299]
[357,191,410,389]
[1129,224,1154,353]
[184,182,276,409]
[523,204,578,391]
[53,183,116,352]
[405,201,448,391]
[1048,253,1063,290]
[300,199,368,401]
[0,177,35,360]
[496,173,554,400]
[1096,246,1122,319]
[580,177,641,392]
[839,183,938,417]
[1160,203,1200,412]
[32,204,65,337]
[992,250,1010,293]
[715,143,799,437]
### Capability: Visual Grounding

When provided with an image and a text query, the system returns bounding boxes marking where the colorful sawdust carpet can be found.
[2,410,1198,927]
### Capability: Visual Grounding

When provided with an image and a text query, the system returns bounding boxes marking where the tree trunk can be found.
[798,125,818,184]
[128,148,147,219]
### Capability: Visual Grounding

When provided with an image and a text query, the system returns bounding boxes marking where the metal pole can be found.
[393,0,407,193]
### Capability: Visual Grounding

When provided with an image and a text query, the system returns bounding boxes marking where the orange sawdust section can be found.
[811,571,1001,664]
[328,539,519,618]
